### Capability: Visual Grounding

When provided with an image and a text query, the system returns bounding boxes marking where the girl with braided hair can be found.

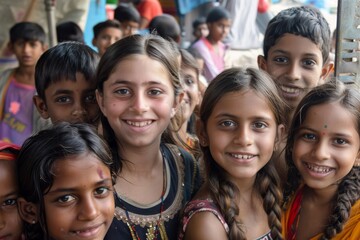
[282,80,360,240]
[179,67,285,240]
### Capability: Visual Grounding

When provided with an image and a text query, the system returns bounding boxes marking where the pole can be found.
[44,0,57,47]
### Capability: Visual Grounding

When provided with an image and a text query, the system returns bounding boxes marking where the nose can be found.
[22,43,32,54]
[72,102,87,119]
[78,197,99,221]
[130,93,148,114]
[287,62,301,81]
[233,125,253,146]
[312,141,330,161]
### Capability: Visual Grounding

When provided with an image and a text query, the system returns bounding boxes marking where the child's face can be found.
[92,27,122,56]
[199,90,279,182]
[43,153,114,240]
[207,19,231,43]
[292,102,360,191]
[34,72,99,125]
[120,21,139,37]
[0,160,23,240]
[180,66,200,123]
[10,39,46,67]
[258,33,332,110]
[193,23,209,39]
[97,54,180,149]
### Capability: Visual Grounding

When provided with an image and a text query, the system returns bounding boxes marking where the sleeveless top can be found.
[179,198,273,240]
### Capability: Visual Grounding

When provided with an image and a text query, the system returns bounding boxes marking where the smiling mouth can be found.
[304,162,334,173]
[71,224,102,237]
[125,120,153,127]
[229,153,255,159]
[280,85,301,94]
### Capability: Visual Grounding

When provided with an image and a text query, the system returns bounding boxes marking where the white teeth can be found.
[305,163,333,173]
[126,120,152,127]
[281,86,300,94]
[231,154,254,159]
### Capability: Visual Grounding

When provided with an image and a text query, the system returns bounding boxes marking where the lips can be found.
[70,223,103,238]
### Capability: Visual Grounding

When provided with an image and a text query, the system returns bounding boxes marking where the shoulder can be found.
[183,204,228,240]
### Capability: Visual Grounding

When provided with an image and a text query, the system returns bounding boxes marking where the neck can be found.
[303,184,338,206]
[206,36,218,45]
[178,122,188,143]
[119,142,163,177]
[14,66,35,85]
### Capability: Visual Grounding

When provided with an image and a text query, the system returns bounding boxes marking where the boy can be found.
[258,6,333,116]
[33,41,100,125]
[114,3,141,37]
[92,19,122,56]
[0,22,47,145]
[257,6,334,182]
[192,17,208,44]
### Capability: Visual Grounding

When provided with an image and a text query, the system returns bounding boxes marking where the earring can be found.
[32,219,36,224]
[354,162,360,167]
[200,139,207,146]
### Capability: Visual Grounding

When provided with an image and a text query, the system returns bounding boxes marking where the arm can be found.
[183,212,228,240]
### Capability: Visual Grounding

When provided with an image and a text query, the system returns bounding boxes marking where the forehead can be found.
[269,33,322,58]
[98,27,122,35]
[303,102,357,131]
[46,73,95,92]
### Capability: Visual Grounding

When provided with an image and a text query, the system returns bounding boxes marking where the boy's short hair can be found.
[10,21,46,44]
[263,6,331,63]
[93,19,121,38]
[192,17,206,30]
[114,3,141,23]
[35,42,99,100]
[149,14,181,43]
[56,21,84,43]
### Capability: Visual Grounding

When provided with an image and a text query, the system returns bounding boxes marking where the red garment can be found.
[137,0,163,22]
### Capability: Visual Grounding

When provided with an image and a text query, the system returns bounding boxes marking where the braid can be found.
[320,167,360,239]
[205,149,246,239]
[257,162,283,240]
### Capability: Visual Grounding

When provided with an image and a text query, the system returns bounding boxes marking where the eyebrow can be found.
[2,191,18,198]
[52,89,73,96]
[271,49,320,58]
[110,79,167,87]
[214,113,273,121]
[47,179,112,194]
[299,126,353,138]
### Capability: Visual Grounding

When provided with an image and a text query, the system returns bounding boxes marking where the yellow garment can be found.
[282,186,360,240]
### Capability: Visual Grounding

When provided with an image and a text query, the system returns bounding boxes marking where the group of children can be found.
[0,3,359,240]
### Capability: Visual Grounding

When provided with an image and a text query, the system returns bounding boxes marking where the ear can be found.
[354,151,360,167]
[276,124,286,143]
[171,92,184,118]
[7,42,14,53]
[257,55,268,71]
[33,95,50,119]
[319,61,334,84]
[95,89,107,117]
[17,197,39,224]
[42,44,48,52]
[196,118,209,147]
[92,38,97,47]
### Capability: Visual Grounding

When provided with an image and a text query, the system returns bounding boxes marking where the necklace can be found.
[115,150,168,240]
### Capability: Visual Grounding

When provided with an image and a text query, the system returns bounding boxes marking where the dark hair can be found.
[17,122,115,240]
[114,3,141,23]
[192,17,206,30]
[35,41,99,100]
[284,80,360,240]
[9,21,46,44]
[206,6,231,23]
[56,21,84,43]
[180,48,200,79]
[199,68,284,239]
[263,6,331,63]
[93,19,121,38]
[149,14,181,43]
[96,34,182,174]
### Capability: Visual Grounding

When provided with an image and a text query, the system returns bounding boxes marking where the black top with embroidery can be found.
[104,143,202,240]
